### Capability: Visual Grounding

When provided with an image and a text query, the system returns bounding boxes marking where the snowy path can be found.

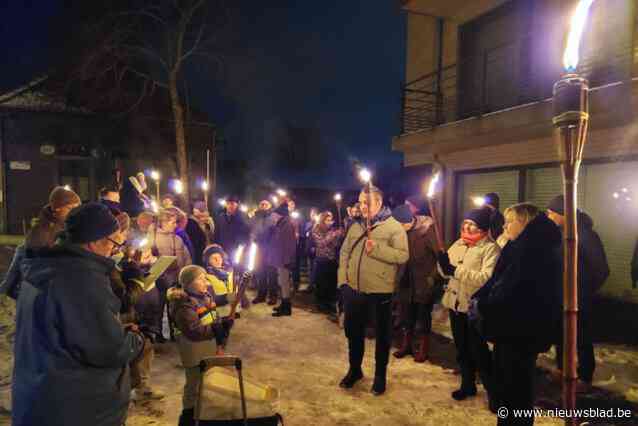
[126,294,563,426]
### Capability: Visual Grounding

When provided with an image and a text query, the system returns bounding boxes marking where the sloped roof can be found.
[0,76,91,114]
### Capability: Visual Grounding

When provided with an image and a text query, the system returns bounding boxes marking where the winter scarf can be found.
[206,266,230,283]
[461,230,488,246]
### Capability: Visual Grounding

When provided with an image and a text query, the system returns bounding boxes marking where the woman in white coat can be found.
[438,208,500,406]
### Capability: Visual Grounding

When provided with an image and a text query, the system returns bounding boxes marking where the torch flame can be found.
[359,168,372,184]
[334,193,342,202]
[247,242,257,272]
[137,238,148,248]
[233,244,245,265]
[201,181,209,191]
[173,180,183,195]
[563,0,595,72]
[427,172,440,199]
[150,170,160,181]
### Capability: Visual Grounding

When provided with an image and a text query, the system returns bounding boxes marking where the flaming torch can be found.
[555,1,594,421]
[426,172,445,252]
[149,170,160,201]
[358,168,372,236]
[334,193,343,228]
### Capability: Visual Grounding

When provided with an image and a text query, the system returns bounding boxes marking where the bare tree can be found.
[52,0,229,204]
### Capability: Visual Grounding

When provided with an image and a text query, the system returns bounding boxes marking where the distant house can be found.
[393,0,638,301]
[0,77,215,234]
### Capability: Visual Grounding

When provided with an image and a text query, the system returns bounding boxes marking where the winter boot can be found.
[267,294,278,306]
[178,408,194,426]
[339,367,364,389]
[272,299,291,317]
[392,329,413,359]
[252,292,266,304]
[413,333,430,363]
[451,386,477,401]
[371,375,387,396]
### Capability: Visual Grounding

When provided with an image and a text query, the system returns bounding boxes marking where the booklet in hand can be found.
[142,256,177,291]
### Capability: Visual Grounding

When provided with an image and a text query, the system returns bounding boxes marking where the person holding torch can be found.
[337,184,408,396]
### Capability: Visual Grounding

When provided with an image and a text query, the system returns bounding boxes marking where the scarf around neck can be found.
[461,230,487,247]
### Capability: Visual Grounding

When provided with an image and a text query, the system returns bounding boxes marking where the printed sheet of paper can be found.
[143,256,176,291]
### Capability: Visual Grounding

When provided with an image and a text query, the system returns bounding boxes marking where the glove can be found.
[437,252,456,276]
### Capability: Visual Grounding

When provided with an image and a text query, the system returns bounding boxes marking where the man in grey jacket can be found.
[338,185,409,396]
[12,202,145,426]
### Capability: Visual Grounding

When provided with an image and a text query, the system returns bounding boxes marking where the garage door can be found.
[580,162,638,298]
[457,170,519,228]
[525,167,587,211]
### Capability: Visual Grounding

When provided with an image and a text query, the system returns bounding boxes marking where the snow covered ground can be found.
[0,245,636,425]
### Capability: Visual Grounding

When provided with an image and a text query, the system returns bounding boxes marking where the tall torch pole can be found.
[555,2,593,423]
[334,193,343,228]
[358,168,372,237]
[426,172,445,252]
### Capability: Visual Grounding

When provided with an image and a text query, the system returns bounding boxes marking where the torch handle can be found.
[427,198,445,252]
[366,183,372,237]
[229,272,251,319]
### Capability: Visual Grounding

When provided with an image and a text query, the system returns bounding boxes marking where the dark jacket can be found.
[266,215,297,268]
[1,207,63,299]
[398,216,442,305]
[12,245,144,426]
[473,213,562,352]
[489,208,505,241]
[120,179,146,218]
[100,199,122,213]
[312,225,342,261]
[214,211,250,254]
[562,211,610,311]
[185,217,208,266]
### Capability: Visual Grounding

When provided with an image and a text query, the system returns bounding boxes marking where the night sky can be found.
[2,1,406,190]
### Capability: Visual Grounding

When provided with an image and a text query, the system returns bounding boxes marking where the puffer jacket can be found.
[151,228,192,284]
[312,226,342,261]
[168,287,224,368]
[206,269,239,318]
[473,213,562,351]
[397,216,442,305]
[12,244,144,426]
[266,215,297,268]
[338,207,409,294]
[441,236,500,313]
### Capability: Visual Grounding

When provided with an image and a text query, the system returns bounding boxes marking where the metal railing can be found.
[400,36,634,135]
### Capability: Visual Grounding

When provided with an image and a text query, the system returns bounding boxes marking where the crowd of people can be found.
[0,174,612,426]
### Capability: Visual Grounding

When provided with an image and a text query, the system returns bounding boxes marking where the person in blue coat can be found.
[12,202,145,426]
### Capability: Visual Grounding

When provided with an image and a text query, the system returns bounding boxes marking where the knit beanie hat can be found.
[274,202,289,217]
[484,193,501,210]
[193,201,207,212]
[64,202,119,244]
[463,208,492,231]
[203,244,226,264]
[178,265,206,289]
[227,195,240,203]
[547,195,565,216]
[49,186,81,210]
[405,195,428,215]
[392,204,414,224]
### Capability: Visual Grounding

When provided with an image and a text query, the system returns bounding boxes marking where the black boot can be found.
[339,367,364,389]
[371,375,386,396]
[272,299,291,317]
[178,408,194,426]
[451,386,477,401]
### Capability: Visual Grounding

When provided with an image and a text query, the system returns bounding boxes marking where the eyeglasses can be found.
[107,237,125,248]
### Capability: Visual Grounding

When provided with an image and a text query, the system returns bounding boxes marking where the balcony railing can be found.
[400,37,634,135]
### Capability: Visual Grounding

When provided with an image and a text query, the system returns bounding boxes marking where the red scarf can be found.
[461,230,487,246]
